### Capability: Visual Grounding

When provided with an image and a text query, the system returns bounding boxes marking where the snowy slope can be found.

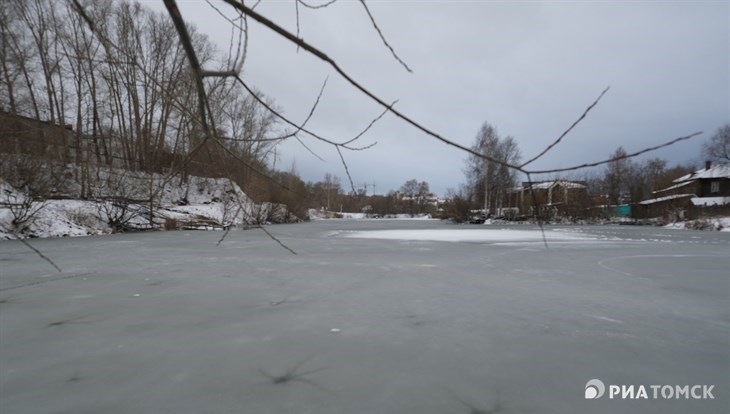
[1,173,298,239]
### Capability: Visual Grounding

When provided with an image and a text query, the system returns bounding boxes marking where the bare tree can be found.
[465,123,521,216]
[703,124,730,163]
[321,173,340,211]
[604,146,632,205]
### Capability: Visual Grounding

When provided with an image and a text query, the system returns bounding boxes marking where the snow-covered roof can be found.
[691,197,730,206]
[528,182,553,190]
[638,193,694,205]
[673,164,730,183]
[523,180,586,190]
[653,180,692,194]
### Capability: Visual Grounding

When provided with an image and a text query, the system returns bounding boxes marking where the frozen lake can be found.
[1,220,728,413]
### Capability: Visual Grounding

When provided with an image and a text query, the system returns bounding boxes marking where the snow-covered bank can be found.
[309,208,730,233]
[1,174,298,240]
[664,216,730,231]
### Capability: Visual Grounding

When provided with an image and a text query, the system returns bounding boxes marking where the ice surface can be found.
[0,221,728,413]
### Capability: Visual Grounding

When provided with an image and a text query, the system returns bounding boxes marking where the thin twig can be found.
[340,100,396,146]
[358,0,412,73]
[216,204,241,246]
[212,144,298,254]
[525,173,548,249]
[205,0,245,31]
[234,75,376,151]
[295,135,326,162]
[220,77,329,146]
[299,76,329,134]
[204,0,249,73]
[295,0,301,52]
[336,146,356,194]
[521,86,610,168]
[209,0,248,74]
[258,224,297,255]
[213,140,297,194]
[297,0,338,10]
[5,230,62,272]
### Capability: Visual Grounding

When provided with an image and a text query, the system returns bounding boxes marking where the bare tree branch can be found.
[217,77,329,147]
[358,0,412,73]
[208,0,250,73]
[528,132,703,175]
[80,0,705,182]
[520,86,610,168]
[298,0,338,10]
[201,70,238,78]
[219,0,514,169]
[162,0,211,138]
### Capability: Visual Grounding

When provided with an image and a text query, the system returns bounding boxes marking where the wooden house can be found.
[634,162,730,220]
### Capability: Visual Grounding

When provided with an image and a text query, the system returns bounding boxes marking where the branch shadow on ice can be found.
[254,356,327,391]
[46,314,103,328]
[445,388,507,414]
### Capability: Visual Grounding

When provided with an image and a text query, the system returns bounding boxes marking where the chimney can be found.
[705,160,711,170]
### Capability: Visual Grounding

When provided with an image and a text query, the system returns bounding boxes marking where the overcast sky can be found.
[144,0,729,196]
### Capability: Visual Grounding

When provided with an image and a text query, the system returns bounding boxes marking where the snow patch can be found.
[664,217,730,232]
[341,228,595,243]
[691,197,730,207]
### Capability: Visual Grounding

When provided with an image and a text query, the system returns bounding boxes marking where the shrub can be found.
[164,217,179,230]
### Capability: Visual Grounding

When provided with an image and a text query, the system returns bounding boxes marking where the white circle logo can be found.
[585,379,605,399]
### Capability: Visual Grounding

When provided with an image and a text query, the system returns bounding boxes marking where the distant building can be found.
[0,110,74,163]
[508,180,589,219]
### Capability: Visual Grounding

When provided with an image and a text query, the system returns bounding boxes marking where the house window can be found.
[710,181,720,193]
